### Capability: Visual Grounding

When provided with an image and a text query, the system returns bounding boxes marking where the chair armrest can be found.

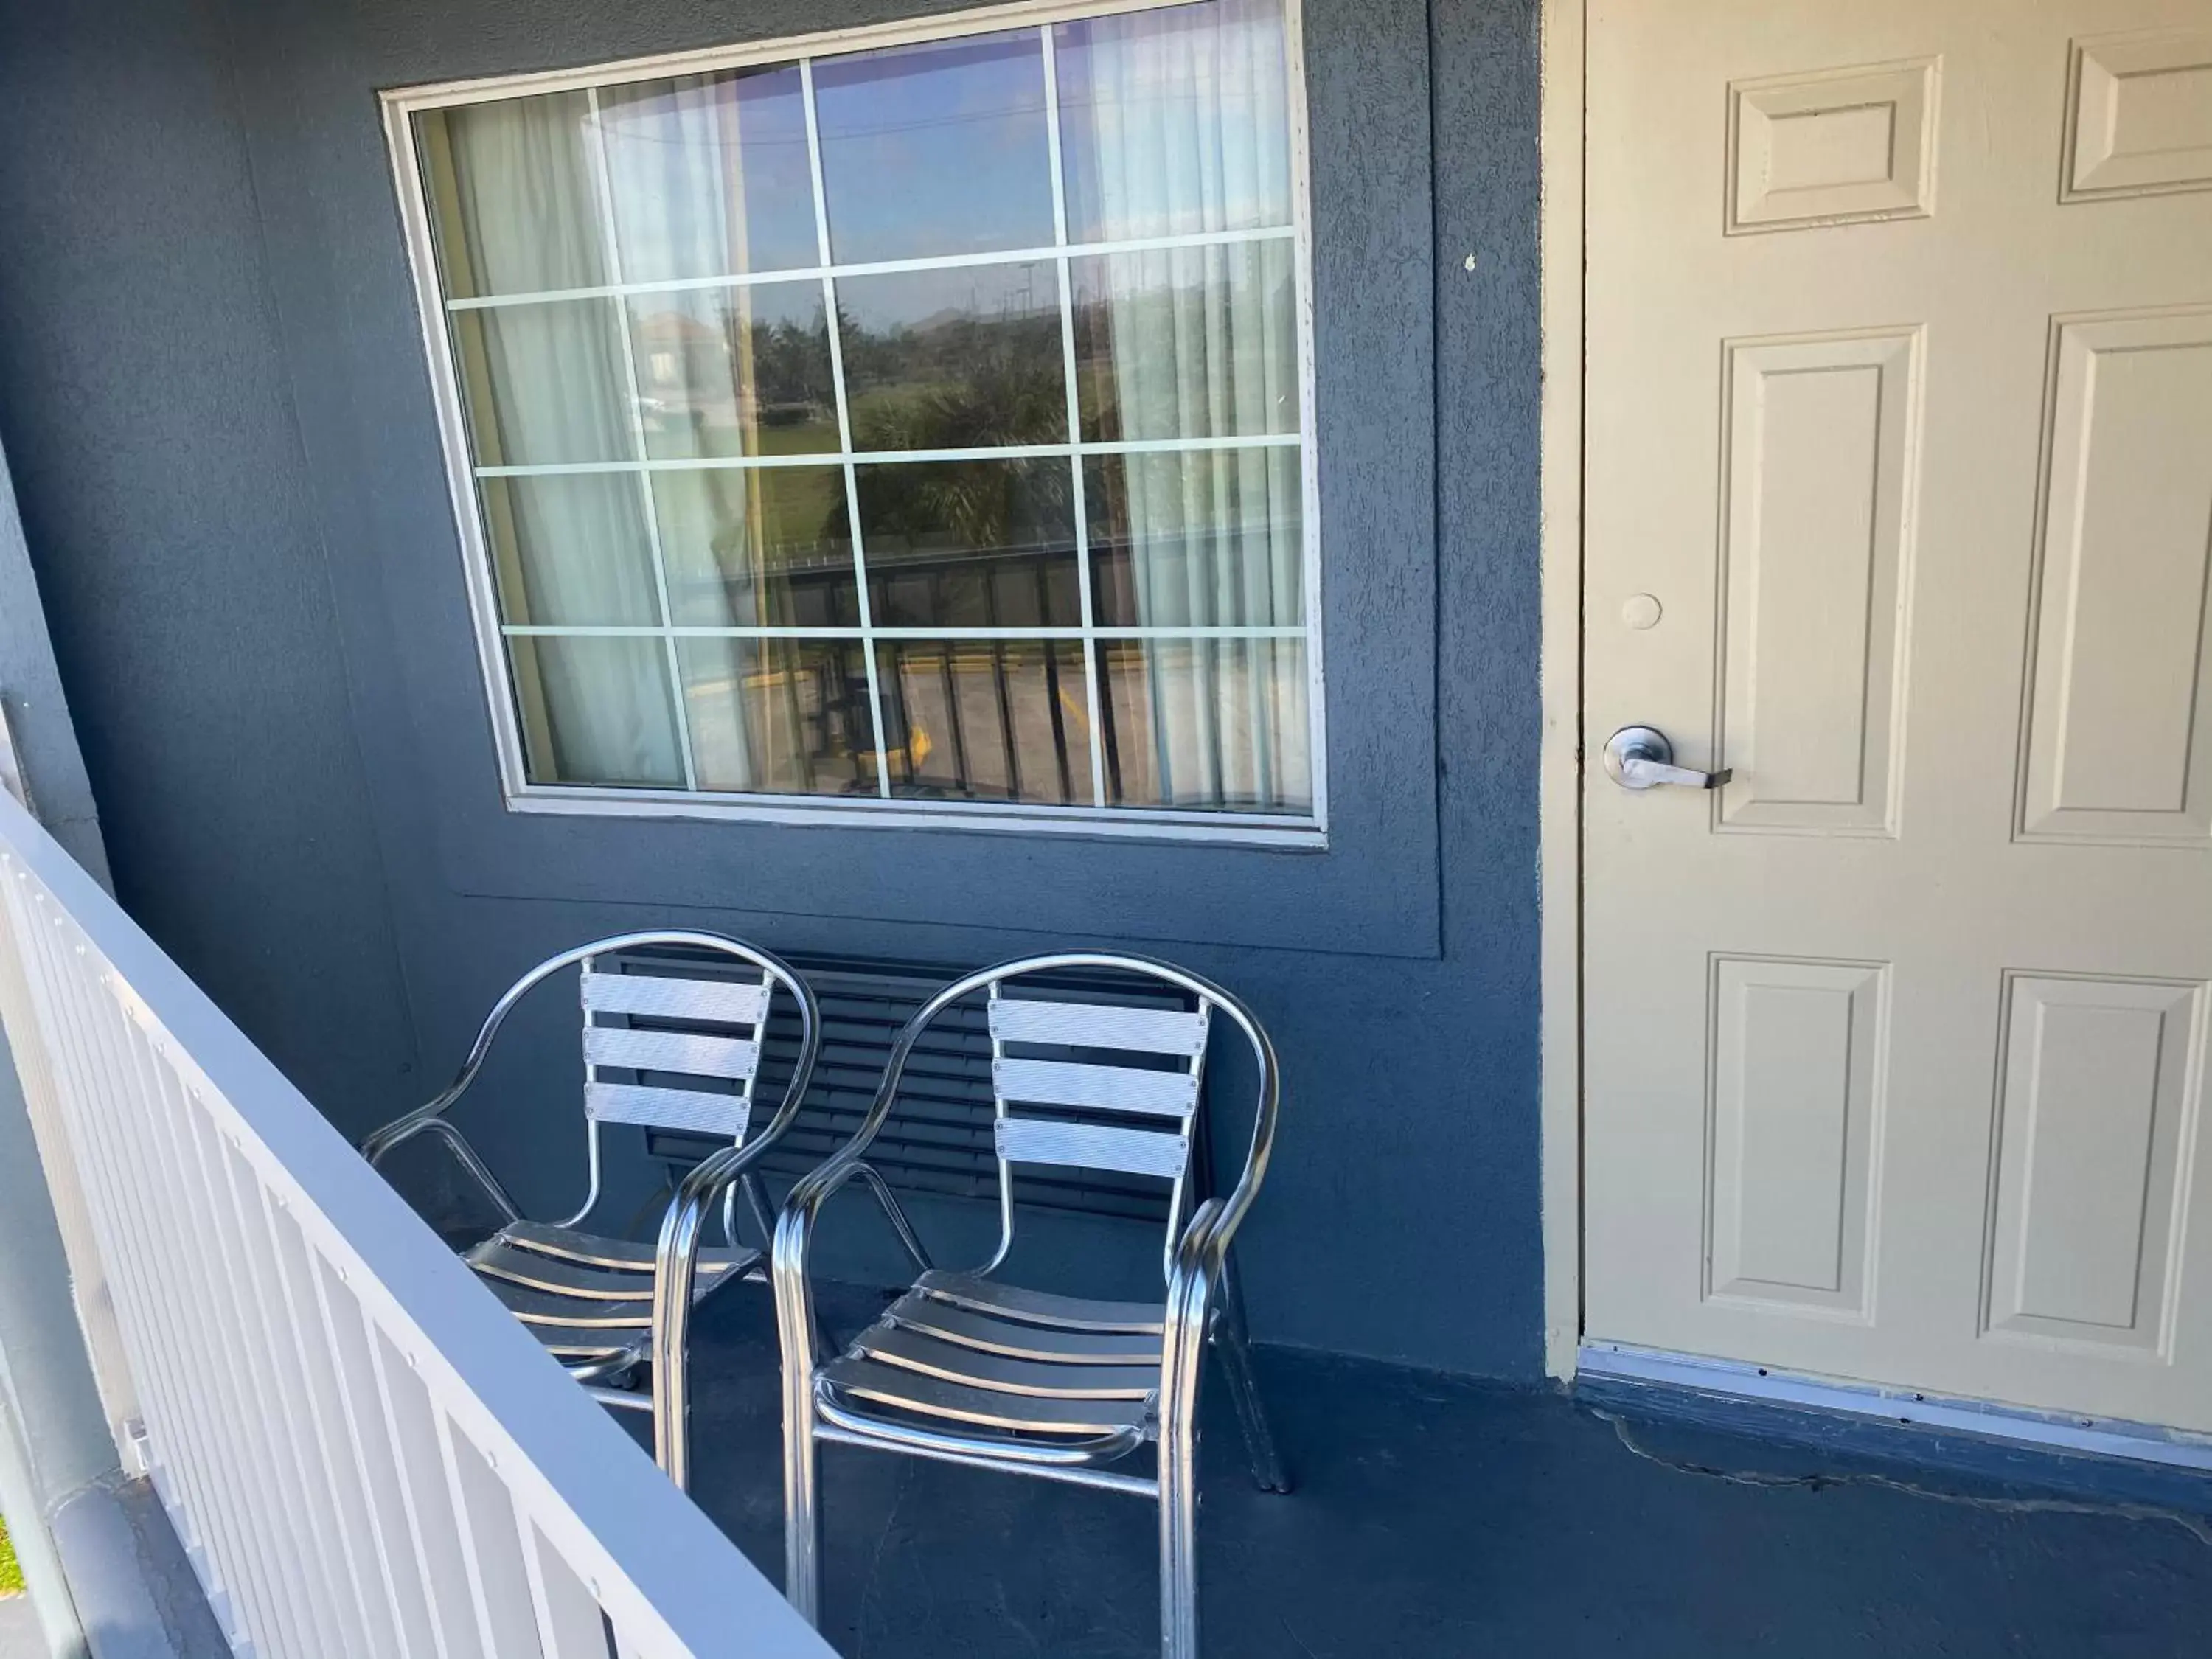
[360,1105,522,1225]
[1158,1198,1229,1441]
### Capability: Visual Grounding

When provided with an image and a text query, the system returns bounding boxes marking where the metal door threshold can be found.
[1579,1342,2212,1475]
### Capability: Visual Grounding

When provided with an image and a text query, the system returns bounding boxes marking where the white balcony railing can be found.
[0,786,832,1658]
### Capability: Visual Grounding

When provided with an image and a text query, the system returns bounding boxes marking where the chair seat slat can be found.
[473,1246,755,1327]
[819,1355,1151,1436]
[479,1277,654,1329]
[988,998,1208,1055]
[467,1232,753,1301]
[884,1292,1162,1363]
[585,1081,751,1138]
[913,1272,1165,1335]
[582,968,769,1025]
[992,1057,1198,1118]
[995,1116,1189,1178]
[585,1023,760,1082]
[495,1219,735,1272]
[858,1325,1158,1399]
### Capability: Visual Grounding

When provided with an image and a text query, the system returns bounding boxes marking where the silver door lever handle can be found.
[1604,726,1732,791]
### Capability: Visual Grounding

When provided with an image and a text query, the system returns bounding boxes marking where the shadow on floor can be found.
[637,1284,2212,1658]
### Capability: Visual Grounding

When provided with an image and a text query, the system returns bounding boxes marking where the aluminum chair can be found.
[361,930,818,1488]
[772,952,1289,1659]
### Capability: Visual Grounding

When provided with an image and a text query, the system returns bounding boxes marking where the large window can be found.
[391,0,1319,833]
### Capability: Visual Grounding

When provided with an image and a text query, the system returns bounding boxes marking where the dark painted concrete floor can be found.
[643,1285,2212,1658]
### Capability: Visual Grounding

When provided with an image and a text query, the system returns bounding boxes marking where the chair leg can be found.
[1158,1408,1200,1659]
[1211,1247,1290,1494]
[783,1399,822,1624]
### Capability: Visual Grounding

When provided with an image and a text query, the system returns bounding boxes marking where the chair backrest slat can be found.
[586,1081,750,1139]
[986,998,1208,1056]
[583,1024,759,1083]
[868,954,1272,1284]
[582,971,770,1026]
[995,1117,1190,1180]
[992,1057,1197,1119]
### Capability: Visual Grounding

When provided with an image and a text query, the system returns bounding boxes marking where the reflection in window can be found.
[1101,638,1310,812]
[813,33,1056,263]
[680,636,875,795]
[1071,241,1299,443]
[409,0,1316,823]
[600,69,820,281]
[1056,0,1295,244]
[877,640,1092,805]
[857,457,1082,629]
[1085,448,1301,628]
[835,263,1065,453]
[627,281,838,459]
[654,467,856,627]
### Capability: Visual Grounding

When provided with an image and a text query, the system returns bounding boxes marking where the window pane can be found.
[679,636,876,796]
[600,69,820,281]
[876,639,1091,804]
[836,262,1066,451]
[814,31,1056,263]
[1071,240,1298,442]
[858,457,1079,627]
[418,93,605,299]
[481,473,660,627]
[509,635,684,787]
[1100,637,1308,812]
[1085,447,1301,627]
[1055,0,1293,244]
[655,467,857,627]
[629,280,838,459]
[453,300,634,465]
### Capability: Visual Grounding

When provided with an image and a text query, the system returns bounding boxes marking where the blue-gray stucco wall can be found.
[0,0,1544,1377]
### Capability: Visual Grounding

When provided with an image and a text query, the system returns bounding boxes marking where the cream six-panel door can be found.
[1582,0,2212,1431]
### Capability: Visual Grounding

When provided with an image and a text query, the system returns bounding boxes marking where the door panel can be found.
[2019,308,2212,846]
[1717,328,1919,835]
[1583,0,2212,1430]
[1985,973,2206,1354]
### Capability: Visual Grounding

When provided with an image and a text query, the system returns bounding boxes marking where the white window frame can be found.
[382,0,1326,845]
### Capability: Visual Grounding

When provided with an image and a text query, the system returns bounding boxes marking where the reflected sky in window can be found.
[813,30,1056,263]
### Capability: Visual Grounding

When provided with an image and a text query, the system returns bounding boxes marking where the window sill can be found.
[504,785,1330,849]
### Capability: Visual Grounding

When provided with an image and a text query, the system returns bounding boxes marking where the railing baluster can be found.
[518,1515,615,1659]
[436,1411,548,1655]
[201,1120,371,1655]
[136,1032,324,1657]
[307,1248,445,1659]
[0,791,831,1659]
[256,1183,397,1655]
[367,1319,488,1659]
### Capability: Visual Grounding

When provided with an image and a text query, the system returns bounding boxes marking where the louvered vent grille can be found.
[631,954,1181,1224]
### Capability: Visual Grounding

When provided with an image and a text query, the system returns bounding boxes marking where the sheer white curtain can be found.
[439,82,795,789]
[436,92,684,786]
[601,74,807,789]
[1064,0,1307,810]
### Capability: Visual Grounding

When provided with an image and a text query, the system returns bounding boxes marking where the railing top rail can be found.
[0,787,830,1658]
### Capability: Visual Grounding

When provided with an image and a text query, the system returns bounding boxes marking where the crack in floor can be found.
[1596,1410,2212,1549]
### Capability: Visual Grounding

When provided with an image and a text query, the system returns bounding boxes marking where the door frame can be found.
[1537,0,1586,1382]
